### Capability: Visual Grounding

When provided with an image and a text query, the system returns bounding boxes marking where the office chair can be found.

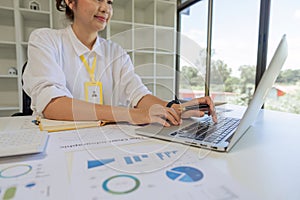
[11,62,33,116]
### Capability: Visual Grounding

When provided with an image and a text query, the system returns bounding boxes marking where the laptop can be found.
[136,35,288,152]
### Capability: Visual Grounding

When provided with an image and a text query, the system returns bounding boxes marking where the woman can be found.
[23,0,217,126]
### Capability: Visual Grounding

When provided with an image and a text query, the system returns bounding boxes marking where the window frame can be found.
[176,0,271,103]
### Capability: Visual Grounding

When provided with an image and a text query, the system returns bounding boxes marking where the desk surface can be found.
[0,106,299,200]
[208,108,300,200]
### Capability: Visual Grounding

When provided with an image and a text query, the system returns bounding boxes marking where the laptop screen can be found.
[227,35,288,151]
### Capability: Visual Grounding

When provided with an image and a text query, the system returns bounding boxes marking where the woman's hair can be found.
[56,0,77,21]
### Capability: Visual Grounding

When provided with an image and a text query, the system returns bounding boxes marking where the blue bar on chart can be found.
[133,156,141,162]
[88,158,115,169]
[124,155,149,165]
[124,156,133,165]
[156,151,178,160]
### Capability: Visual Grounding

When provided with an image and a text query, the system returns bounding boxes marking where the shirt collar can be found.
[67,25,104,57]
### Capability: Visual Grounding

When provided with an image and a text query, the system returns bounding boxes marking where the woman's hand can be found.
[129,95,217,127]
[129,104,181,127]
[172,96,218,123]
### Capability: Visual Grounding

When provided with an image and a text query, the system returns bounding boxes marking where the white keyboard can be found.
[0,129,48,157]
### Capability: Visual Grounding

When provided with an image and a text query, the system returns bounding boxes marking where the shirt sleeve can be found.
[114,47,152,108]
[23,29,73,115]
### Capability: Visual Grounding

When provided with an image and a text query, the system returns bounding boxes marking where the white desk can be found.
[208,108,300,199]
[0,107,299,199]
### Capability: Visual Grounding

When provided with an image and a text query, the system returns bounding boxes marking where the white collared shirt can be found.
[23,25,151,115]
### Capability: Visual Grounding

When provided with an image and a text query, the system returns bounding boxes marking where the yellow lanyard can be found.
[80,55,97,82]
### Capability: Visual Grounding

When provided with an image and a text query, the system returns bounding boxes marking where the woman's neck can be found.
[71,24,97,50]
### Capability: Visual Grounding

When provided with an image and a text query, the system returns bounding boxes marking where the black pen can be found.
[179,104,209,112]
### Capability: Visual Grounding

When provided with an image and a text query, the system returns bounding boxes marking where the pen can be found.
[32,119,40,125]
[179,104,209,112]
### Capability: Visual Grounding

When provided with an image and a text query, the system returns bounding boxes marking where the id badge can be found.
[84,82,103,104]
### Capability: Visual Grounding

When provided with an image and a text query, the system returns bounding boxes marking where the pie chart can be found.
[166,166,203,183]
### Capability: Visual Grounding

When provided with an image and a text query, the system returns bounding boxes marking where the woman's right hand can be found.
[128,104,181,127]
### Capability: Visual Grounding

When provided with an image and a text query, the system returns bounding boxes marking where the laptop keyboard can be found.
[170,117,240,144]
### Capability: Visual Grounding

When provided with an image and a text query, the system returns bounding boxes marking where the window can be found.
[177,1,208,100]
[211,0,260,105]
[178,0,261,106]
[265,0,300,114]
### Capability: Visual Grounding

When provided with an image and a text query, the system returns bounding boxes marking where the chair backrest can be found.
[11,62,32,116]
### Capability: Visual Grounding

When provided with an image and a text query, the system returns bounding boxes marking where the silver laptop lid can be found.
[227,34,288,151]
